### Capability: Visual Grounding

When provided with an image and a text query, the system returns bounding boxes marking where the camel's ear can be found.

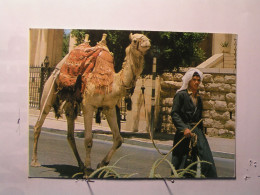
[129,33,133,41]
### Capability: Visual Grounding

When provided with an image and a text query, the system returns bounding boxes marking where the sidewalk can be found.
[29,109,235,159]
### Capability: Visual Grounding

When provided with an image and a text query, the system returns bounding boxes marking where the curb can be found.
[29,125,235,159]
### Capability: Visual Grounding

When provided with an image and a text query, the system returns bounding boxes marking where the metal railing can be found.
[29,57,54,108]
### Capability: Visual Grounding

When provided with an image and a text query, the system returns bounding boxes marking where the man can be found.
[171,68,217,178]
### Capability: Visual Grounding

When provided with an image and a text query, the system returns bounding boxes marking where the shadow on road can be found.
[42,164,82,178]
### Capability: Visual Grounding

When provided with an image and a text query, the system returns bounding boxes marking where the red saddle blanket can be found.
[56,42,115,94]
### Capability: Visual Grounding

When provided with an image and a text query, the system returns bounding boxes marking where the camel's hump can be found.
[97,49,114,64]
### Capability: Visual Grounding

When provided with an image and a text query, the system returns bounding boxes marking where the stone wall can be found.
[159,69,236,137]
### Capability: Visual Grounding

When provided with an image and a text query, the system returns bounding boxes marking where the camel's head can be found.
[129,33,151,56]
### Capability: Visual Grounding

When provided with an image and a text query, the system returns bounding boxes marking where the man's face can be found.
[189,75,201,91]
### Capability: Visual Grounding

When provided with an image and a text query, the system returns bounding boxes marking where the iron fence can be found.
[29,57,54,108]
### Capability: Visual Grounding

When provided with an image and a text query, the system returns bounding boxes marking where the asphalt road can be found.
[29,129,235,179]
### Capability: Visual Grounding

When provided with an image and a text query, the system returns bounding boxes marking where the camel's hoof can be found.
[97,161,109,169]
[31,160,41,167]
[97,163,102,169]
[83,167,94,178]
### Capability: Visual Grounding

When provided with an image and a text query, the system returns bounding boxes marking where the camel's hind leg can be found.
[97,107,123,168]
[64,102,84,170]
[31,101,54,167]
[31,74,57,167]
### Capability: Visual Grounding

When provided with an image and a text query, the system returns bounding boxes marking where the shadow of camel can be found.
[42,164,83,179]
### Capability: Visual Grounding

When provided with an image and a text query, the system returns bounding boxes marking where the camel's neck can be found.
[119,46,144,88]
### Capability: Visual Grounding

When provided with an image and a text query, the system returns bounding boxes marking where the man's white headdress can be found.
[177,68,203,93]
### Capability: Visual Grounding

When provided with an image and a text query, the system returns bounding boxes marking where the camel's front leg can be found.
[82,103,95,175]
[64,102,84,171]
[97,107,123,168]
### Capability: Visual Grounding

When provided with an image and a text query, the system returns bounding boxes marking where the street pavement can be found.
[29,109,235,159]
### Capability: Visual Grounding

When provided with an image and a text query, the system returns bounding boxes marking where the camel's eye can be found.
[133,39,137,44]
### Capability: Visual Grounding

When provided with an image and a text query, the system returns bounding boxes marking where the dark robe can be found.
[171,89,217,178]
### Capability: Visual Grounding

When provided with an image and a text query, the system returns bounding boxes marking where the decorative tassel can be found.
[125,97,132,111]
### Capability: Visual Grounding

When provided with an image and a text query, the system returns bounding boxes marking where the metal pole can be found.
[150,57,157,137]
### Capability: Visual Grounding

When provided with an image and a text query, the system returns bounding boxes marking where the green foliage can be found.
[145,31,207,73]
[72,155,138,179]
[71,155,211,179]
[62,32,70,57]
[70,29,208,74]
[88,155,138,179]
[149,157,211,178]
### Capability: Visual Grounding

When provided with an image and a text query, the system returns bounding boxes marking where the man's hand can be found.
[184,128,192,138]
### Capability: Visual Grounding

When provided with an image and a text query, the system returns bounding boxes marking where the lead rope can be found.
[140,79,166,156]
[153,119,203,170]
[147,57,167,155]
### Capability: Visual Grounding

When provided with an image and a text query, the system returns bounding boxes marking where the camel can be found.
[31,33,151,177]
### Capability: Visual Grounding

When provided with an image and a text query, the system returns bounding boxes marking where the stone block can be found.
[161,107,167,114]
[200,91,211,100]
[219,84,232,93]
[210,110,230,121]
[161,81,182,90]
[226,93,236,103]
[224,120,236,131]
[231,84,236,93]
[202,110,210,118]
[204,83,222,92]
[162,73,174,81]
[168,123,175,131]
[162,115,167,123]
[162,115,172,123]
[211,92,225,101]
[161,123,167,131]
[162,107,171,115]
[214,75,225,83]
[203,100,215,110]
[225,75,236,84]
[215,101,227,111]
[173,73,183,82]
[203,74,213,83]
[218,129,229,136]
[206,128,218,136]
[228,130,235,136]
[198,83,205,91]
[160,89,174,98]
[203,118,214,128]
[164,98,173,107]
[212,120,225,129]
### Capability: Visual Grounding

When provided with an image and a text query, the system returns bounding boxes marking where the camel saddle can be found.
[56,42,115,97]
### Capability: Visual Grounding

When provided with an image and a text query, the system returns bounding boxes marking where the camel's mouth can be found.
[138,41,151,55]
